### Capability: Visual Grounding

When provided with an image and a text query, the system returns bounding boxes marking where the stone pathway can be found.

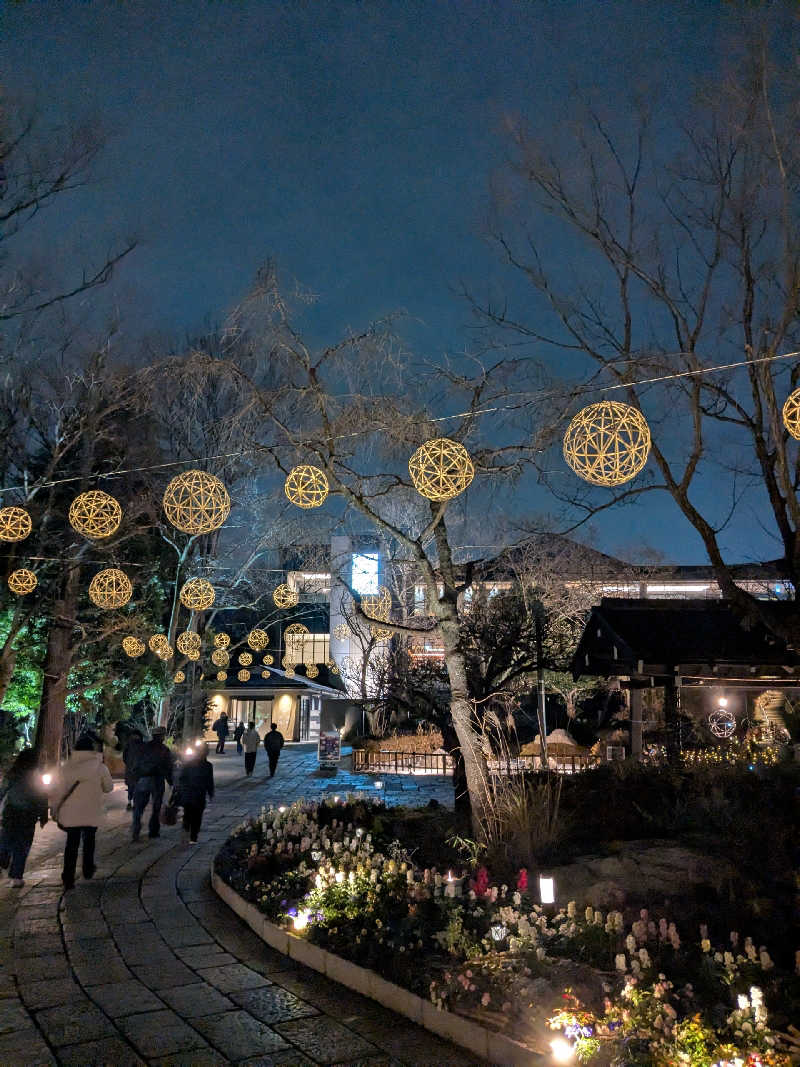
[0,746,477,1065]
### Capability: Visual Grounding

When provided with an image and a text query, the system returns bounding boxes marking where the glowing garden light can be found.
[374,780,383,789]
[185,747,194,757]
[292,909,310,930]
[539,875,555,904]
[550,1036,574,1062]
[490,922,507,942]
[718,696,728,707]
[41,773,52,787]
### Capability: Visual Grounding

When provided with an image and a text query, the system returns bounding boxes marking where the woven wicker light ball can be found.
[332,623,349,641]
[216,670,227,682]
[408,438,475,501]
[8,568,37,595]
[154,643,173,661]
[285,666,295,678]
[284,464,329,509]
[305,663,319,679]
[179,578,215,611]
[263,653,274,666]
[173,670,185,684]
[88,568,132,610]
[362,585,391,618]
[0,506,32,542]
[237,668,250,683]
[261,670,270,679]
[284,622,309,635]
[149,633,169,653]
[247,628,269,651]
[213,632,230,649]
[331,664,340,675]
[281,654,292,669]
[273,583,299,609]
[162,469,231,534]
[782,388,800,439]
[238,651,253,666]
[122,636,145,658]
[185,648,200,661]
[563,400,651,487]
[176,631,202,656]
[68,490,122,539]
[211,649,229,667]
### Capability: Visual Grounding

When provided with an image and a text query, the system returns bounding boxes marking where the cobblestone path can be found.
[0,747,477,1065]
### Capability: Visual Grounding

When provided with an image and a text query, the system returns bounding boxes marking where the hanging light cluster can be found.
[179,578,215,611]
[149,633,169,653]
[563,401,651,487]
[68,491,123,540]
[176,631,202,656]
[162,469,230,534]
[237,668,251,683]
[174,670,185,683]
[122,636,145,658]
[247,628,268,651]
[238,651,253,666]
[216,670,227,681]
[284,465,329,509]
[213,632,230,649]
[211,649,229,667]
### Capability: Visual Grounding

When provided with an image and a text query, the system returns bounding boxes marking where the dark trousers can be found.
[132,775,165,838]
[0,826,34,880]
[62,826,96,887]
[244,751,257,775]
[182,801,205,842]
[236,739,243,754]
[267,752,279,777]
[215,736,226,753]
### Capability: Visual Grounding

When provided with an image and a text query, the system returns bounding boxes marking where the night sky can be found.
[4,1,762,564]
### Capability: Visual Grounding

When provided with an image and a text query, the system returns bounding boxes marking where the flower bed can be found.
[214,798,800,1065]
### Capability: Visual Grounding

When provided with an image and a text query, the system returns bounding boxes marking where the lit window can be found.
[414,584,426,614]
[351,553,379,595]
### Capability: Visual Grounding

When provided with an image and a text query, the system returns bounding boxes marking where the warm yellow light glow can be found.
[162,469,230,534]
[41,773,52,787]
[68,490,122,539]
[284,465,329,509]
[88,568,133,610]
[8,568,37,595]
[0,506,32,542]
[273,583,299,609]
[563,400,651,486]
[718,696,728,708]
[550,1036,574,1062]
[292,909,310,930]
[539,875,555,904]
[185,747,194,757]
[408,437,474,501]
[179,578,215,611]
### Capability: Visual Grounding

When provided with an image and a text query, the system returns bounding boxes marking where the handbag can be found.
[52,780,80,831]
[161,791,178,826]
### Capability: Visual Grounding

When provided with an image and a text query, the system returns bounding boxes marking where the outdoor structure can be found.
[571,598,800,755]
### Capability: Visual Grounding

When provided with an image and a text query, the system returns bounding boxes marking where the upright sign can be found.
[318,731,341,768]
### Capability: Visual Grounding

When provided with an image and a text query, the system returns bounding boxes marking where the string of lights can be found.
[0,346,797,498]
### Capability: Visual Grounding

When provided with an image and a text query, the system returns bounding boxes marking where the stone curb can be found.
[211,865,544,1065]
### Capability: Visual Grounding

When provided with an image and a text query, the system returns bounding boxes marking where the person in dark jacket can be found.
[212,712,229,753]
[131,726,173,841]
[263,723,285,777]
[175,742,214,844]
[0,749,48,887]
[122,729,144,810]
[233,721,245,754]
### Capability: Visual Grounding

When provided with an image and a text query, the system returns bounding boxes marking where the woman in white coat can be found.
[52,734,113,890]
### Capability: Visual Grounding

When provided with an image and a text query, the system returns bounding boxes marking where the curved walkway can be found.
[0,749,474,1065]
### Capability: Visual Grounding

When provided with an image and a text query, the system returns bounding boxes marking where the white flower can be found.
[615,954,627,972]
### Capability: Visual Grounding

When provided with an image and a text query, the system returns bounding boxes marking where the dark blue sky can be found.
[5,1,758,563]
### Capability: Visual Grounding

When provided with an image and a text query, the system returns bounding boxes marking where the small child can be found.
[0,749,48,887]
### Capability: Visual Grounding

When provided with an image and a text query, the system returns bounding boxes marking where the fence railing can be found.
[352,748,601,776]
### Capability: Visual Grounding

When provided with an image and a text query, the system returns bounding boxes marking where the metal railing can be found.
[352,748,601,776]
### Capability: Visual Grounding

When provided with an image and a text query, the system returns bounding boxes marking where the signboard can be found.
[318,731,341,768]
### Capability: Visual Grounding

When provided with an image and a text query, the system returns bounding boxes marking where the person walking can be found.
[233,720,245,755]
[263,722,284,778]
[174,742,214,844]
[131,726,173,841]
[122,728,144,810]
[242,721,260,776]
[0,749,49,887]
[52,734,113,891]
[212,712,229,754]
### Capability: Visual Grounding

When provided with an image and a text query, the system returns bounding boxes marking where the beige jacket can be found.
[52,750,113,827]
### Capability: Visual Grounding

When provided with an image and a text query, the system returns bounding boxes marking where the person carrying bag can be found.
[51,734,113,891]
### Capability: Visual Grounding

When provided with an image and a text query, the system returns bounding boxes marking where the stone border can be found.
[211,866,544,1066]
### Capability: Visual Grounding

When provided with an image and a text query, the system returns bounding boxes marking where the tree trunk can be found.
[442,634,490,839]
[36,568,80,764]
[0,645,19,709]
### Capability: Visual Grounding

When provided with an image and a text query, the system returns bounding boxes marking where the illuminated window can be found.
[288,571,331,594]
[413,584,426,614]
[352,553,379,595]
[285,633,330,665]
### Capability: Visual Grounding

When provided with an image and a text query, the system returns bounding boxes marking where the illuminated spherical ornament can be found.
[333,623,349,640]
[281,655,292,669]
[8,568,37,595]
[216,670,227,682]
[331,664,340,676]
[179,578,215,611]
[325,658,335,669]
[362,585,392,640]
[88,568,132,610]
[0,506,32,542]
[408,437,475,501]
[237,668,251,683]
[273,583,299,609]
[708,709,736,738]
[68,490,122,540]
[213,632,230,649]
[782,388,800,439]
[185,648,200,661]
[563,400,651,487]
[149,633,169,653]
[284,622,309,635]
[154,643,173,661]
[176,631,202,656]
[247,628,269,651]
[238,651,253,666]
[305,663,319,679]
[261,670,270,679]
[284,464,329,509]
[174,670,185,684]
[162,469,231,534]
[263,653,274,666]
[285,666,295,678]
[211,649,229,667]
[122,636,145,658]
